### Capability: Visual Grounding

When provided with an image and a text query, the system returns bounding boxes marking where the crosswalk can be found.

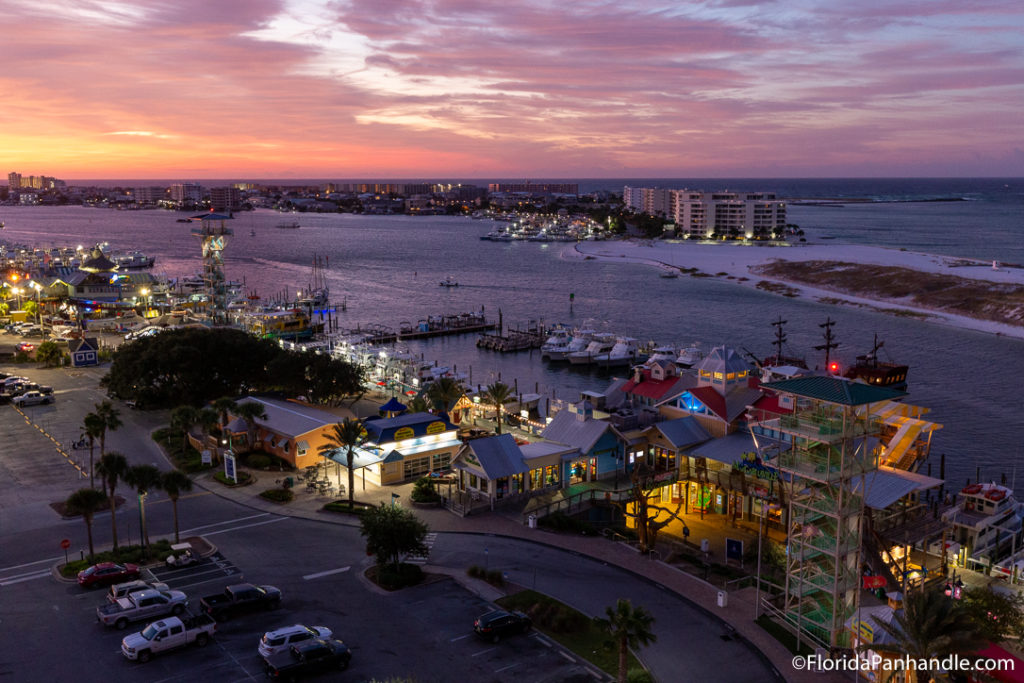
[404,532,437,565]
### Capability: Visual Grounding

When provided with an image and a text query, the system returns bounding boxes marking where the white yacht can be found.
[540,328,573,360]
[943,482,1024,571]
[545,329,594,362]
[569,333,616,366]
[676,343,704,368]
[594,337,642,368]
[645,345,678,366]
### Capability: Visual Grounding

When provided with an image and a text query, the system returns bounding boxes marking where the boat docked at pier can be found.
[568,332,617,366]
[243,308,321,340]
[593,337,643,368]
[943,482,1024,571]
[543,329,594,361]
[296,254,330,309]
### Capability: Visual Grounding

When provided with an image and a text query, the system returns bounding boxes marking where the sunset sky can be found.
[3,0,1023,179]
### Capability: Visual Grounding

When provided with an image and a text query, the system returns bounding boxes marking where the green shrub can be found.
[374,563,424,590]
[486,570,505,587]
[411,477,442,503]
[59,540,174,577]
[214,471,251,486]
[323,501,371,517]
[467,565,485,579]
[626,669,654,683]
[246,454,271,469]
[259,488,294,503]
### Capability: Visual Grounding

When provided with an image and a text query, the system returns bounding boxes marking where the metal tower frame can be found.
[190,213,233,321]
[751,378,903,649]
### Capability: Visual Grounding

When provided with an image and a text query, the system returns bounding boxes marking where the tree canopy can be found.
[360,504,429,572]
[101,327,362,408]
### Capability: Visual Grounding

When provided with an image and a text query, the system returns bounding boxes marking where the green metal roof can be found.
[760,376,906,405]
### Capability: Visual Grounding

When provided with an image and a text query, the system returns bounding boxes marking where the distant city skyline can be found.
[4,1,1023,178]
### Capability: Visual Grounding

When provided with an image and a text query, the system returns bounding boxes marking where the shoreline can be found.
[567,238,1024,341]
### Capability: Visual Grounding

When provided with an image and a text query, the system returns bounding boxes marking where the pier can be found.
[344,310,495,345]
[476,321,546,353]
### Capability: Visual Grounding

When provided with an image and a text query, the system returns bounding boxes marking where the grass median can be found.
[496,589,644,678]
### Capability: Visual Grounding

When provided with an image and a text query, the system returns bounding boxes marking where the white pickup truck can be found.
[97,588,188,630]
[12,390,53,407]
[121,613,217,662]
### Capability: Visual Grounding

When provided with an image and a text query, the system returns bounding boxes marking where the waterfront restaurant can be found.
[541,402,626,485]
[224,397,350,469]
[322,412,461,487]
[452,435,577,506]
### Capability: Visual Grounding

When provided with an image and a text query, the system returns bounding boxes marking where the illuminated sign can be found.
[734,452,778,481]
[394,427,415,441]
[426,421,446,435]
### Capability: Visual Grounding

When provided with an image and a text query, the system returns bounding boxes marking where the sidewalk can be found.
[195,467,840,683]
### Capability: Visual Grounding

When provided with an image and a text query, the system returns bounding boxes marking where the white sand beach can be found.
[566,239,1024,340]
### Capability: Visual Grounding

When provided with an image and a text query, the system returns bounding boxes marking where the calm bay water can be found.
[3,177,1023,486]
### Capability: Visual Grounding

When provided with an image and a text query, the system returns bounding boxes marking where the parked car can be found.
[78,562,140,588]
[108,579,170,603]
[97,588,189,630]
[259,624,333,658]
[13,390,53,407]
[263,638,351,679]
[200,583,281,621]
[473,610,532,643]
[121,613,217,662]
[16,341,35,352]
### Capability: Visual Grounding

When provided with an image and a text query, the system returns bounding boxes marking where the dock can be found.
[477,321,547,353]
[398,312,495,340]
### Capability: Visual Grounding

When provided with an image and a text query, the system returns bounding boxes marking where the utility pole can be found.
[815,317,839,370]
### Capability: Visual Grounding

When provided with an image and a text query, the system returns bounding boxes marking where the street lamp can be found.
[139,287,150,317]
[29,281,42,329]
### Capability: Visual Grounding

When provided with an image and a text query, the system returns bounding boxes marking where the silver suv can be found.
[258,624,332,658]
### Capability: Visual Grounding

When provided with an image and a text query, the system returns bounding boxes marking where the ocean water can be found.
[2,178,1022,487]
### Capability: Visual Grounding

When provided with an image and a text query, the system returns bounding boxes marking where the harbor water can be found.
[2,177,1022,487]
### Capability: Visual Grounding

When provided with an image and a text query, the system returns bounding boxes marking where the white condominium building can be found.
[624,187,786,240]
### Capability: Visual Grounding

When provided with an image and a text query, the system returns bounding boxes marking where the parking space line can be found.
[471,647,497,658]
[450,634,470,642]
[494,663,518,673]
[302,566,350,580]
[559,651,576,663]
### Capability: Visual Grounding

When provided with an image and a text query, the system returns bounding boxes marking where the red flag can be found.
[862,575,886,589]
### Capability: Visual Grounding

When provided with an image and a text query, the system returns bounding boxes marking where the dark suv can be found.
[473,610,531,643]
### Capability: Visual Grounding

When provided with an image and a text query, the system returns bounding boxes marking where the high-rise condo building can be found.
[487,182,579,195]
[134,186,166,204]
[8,172,21,189]
[624,187,786,240]
[169,182,204,205]
[209,186,242,212]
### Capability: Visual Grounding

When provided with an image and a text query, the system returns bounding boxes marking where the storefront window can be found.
[544,464,559,486]
[469,473,478,489]
[530,467,542,490]
[405,456,430,479]
[511,472,524,494]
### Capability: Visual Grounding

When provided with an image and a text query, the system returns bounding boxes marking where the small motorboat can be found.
[440,277,459,287]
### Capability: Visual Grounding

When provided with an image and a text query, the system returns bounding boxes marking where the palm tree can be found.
[318,418,366,505]
[211,396,239,437]
[65,488,109,558]
[161,470,193,543]
[94,400,123,457]
[95,451,128,550]
[124,464,163,549]
[197,408,221,464]
[406,396,431,414]
[483,381,513,435]
[595,598,657,683]
[867,589,987,683]
[233,401,268,453]
[170,405,201,454]
[426,376,463,414]
[81,412,104,489]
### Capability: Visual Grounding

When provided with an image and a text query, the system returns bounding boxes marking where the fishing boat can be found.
[539,327,573,359]
[111,250,155,270]
[544,329,594,362]
[568,332,616,366]
[439,276,458,287]
[594,337,642,368]
[943,482,1024,571]
[296,254,330,309]
[245,308,319,340]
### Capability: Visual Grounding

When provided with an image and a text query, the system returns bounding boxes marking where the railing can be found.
[758,598,831,652]
[523,487,632,524]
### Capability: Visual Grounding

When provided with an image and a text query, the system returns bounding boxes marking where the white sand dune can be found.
[566,238,1024,340]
